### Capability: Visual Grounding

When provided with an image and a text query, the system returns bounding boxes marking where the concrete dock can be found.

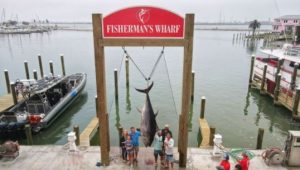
[0,145,290,170]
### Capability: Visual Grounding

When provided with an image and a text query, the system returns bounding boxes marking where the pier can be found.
[0,145,287,170]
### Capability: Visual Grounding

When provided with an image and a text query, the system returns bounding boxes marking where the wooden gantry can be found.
[92,13,194,167]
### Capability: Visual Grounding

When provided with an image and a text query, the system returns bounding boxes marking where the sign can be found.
[103,6,184,38]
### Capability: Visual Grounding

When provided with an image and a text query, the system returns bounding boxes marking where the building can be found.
[272,15,300,34]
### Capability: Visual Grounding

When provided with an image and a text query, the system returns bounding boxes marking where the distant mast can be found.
[1,8,5,23]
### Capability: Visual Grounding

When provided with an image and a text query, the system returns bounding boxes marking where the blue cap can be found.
[223,153,229,160]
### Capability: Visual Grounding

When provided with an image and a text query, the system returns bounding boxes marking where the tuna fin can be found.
[135,82,154,94]
[136,107,142,113]
[155,111,159,117]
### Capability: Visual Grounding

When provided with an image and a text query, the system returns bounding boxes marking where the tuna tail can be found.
[135,82,154,94]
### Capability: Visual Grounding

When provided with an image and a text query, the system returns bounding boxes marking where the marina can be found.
[1,1,300,169]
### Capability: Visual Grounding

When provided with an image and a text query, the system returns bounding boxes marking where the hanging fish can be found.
[136,82,158,147]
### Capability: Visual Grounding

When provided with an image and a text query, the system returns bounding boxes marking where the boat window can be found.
[28,104,36,114]
[289,62,300,69]
[37,104,45,114]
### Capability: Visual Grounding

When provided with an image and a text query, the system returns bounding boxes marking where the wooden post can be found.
[10,82,17,104]
[209,126,216,146]
[95,95,98,117]
[256,128,264,149]
[73,125,80,146]
[114,69,118,99]
[291,63,298,90]
[191,71,195,102]
[125,58,129,88]
[60,54,66,76]
[92,14,110,165]
[33,70,38,80]
[178,14,194,167]
[200,96,206,119]
[248,55,255,88]
[49,60,54,76]
[260,64,267,94]
[38,54,44,78]
[25,124,33,145]
[292,88,300,116]
[274,73,281,104]
[4,69,11,93]
[24,60,30,79]
[275,59,284,82]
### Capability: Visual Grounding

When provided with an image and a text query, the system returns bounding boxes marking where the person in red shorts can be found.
[238,152,250,170]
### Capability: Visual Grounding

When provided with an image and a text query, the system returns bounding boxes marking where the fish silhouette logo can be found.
[137,8,150,24]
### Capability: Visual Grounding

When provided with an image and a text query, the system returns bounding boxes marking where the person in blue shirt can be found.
[130,127,141,162]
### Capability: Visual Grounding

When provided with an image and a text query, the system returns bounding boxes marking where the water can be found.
[1,24,300,148]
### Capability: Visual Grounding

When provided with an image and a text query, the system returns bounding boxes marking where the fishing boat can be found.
[251,43,300,118]
[0,73,87,134]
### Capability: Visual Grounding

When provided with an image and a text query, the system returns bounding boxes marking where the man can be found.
[153,129,163,165]
[129,127,141,162]
[218,153,230,170]
[239,152,250,170]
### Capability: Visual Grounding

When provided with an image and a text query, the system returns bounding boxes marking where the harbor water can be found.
[0,24,300,148]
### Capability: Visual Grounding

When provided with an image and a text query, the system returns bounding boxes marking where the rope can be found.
[162,50,179,118]
[122,46,165,83]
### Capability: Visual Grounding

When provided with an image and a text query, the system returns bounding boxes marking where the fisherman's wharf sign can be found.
[103,6,184,38]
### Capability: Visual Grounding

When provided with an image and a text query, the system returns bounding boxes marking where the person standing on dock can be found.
[161,124,172,160]
[164,132,174,169]
[120,129,128,162]
[125,135,134,167]
[238,152,250,170]
[218,153,230,170]
[130,127,141,162]
[153,129,163,166]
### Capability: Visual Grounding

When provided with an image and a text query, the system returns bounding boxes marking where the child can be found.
[164,132,174,169]
[125,135,134,167]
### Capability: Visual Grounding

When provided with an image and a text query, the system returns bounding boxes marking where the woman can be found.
[164,132,174,169]
[120,129,128,162]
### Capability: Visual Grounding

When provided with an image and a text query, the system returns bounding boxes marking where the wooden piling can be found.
[38,54,44,78]
[191,71,195,102]
[248,55,255,88]
[114,69,118,99]
[4,69,11,93]
[24,60,30,79]
[49,60,54,75]
[274,73,281,104]
[33,70,38,80]
[275,59,284,83]
[10,82,17,104]
[95,95,98,117]
[292,88,300,116]
[200,96,206,119]
[256,128,264,149]
[260,64,267,94]
[125,58,129,87]
[73,125,80,146]
[60,54,66,76]
[25,124,33,145]
[291,63,298,90]
[209,126,216,146]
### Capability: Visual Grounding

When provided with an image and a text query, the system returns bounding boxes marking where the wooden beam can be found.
[92,13,110,165]
[178,13,194,168]
[99,38,186,47]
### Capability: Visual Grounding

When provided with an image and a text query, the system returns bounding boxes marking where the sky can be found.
[0,0,299,22]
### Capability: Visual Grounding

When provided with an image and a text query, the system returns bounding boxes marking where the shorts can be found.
[133,146,139,153]
[154,150,163,157]
[166,154,174,162]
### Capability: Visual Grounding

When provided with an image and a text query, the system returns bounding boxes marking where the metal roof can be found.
[275,15,300,20]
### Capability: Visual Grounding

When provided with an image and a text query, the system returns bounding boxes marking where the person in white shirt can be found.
[164,132,174,169]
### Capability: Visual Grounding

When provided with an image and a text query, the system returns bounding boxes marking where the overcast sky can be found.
[0,0,299,22]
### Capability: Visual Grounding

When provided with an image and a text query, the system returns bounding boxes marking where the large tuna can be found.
[136,82,158,147]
